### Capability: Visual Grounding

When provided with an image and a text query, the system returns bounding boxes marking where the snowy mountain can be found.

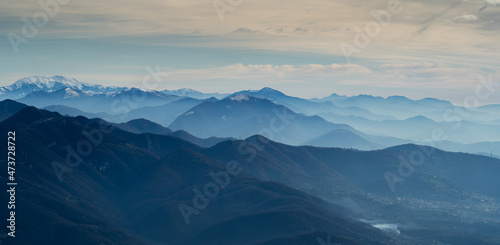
[18,87,183,114]
[161,88,227,99]
[0,76,229,102]
[0,75,124,99]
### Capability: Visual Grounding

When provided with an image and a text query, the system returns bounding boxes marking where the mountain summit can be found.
[162,88,228,99]
[0,75,124,99]
[169,95,354,144]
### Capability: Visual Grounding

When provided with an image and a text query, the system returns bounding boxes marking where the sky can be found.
[1,0,500,104]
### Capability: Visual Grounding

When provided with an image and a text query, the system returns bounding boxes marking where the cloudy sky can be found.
[1,0,499,103]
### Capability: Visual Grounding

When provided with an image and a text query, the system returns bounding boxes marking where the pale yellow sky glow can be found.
[1,0,499,103]
[2,0,499,54]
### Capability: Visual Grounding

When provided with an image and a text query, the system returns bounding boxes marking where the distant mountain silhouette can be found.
[162,88,228,99]
[44,104,114,121]
[317,93,452,119]
[232,87,393,121]
[124,98,207,126]
[1,79,500,243]
[304,129,381,150]
[170,130,234,148]
[116,118,173,135]
[18,87,182,115]
[0,75,124,99]
[4,77,500,147]
[169,95,356,146]
[0,99,27,122]
[199,136,500,244]
[0,106,395,245]
[113,119,231,148]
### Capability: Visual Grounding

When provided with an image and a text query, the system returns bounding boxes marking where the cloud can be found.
[2,0,500,103]
[231,27,258,34]
[2,0,499,60]
[165,63,372,81]
[150,60,492,104]
[453,14,479,22]
[485,0,500,5]
[379,62,468,77]
[380,62,442,70]
[376,62,485,91]
[304,64,372,74]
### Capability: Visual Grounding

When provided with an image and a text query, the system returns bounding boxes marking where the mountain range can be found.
[3,75,500,154]
[0,75,124,99]
[1,104,500,244]
[169,94,355,146]
[0,106,394,245]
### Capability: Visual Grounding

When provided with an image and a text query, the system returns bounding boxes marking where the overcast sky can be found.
[1,0,499,103]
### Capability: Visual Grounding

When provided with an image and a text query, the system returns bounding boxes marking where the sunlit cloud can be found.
[453,14,479,21]
[162,63,372,82]
[0,0,499,103]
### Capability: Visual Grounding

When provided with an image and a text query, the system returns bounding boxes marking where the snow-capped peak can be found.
[173,88,198,93]
[12,75,88,90]
[229,94,250,102]
[1,75,126,99]
[163,88,202,96]
[162,88,228,99]
[63,88,81,98]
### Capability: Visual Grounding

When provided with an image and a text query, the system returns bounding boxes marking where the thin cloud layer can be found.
[2,0,499,57]
[0,0,499,103]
